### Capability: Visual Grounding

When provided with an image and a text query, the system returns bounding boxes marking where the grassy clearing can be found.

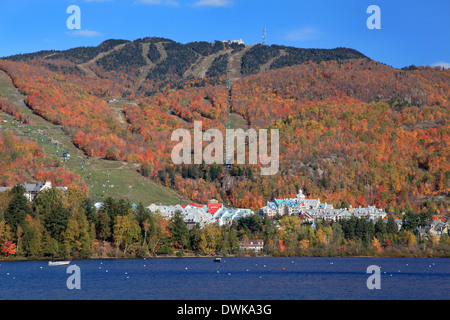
[0,70,189,206]
[225,112,249,130]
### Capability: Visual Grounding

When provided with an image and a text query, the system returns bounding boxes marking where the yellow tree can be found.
[371,236,382,254]
[62,211,92,258]
[113,212,141,254]
[0,221,12,243]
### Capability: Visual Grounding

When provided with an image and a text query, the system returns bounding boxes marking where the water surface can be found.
[0,257,448,300]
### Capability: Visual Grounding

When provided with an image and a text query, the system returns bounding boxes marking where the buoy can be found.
[282,268,285,270]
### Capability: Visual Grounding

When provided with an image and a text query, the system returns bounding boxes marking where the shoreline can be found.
[1,253,449,263]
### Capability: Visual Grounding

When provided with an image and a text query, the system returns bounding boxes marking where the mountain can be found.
[3,37,367,93]
[0,37,448,213]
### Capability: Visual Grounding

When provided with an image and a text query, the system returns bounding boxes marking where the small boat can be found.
[48,260,71,266]
[214,258,222,263]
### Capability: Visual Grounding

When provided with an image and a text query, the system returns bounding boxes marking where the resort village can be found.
[145,189,389,229]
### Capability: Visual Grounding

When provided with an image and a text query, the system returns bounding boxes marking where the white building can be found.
[0,181,67,201]
[222,39,245,45]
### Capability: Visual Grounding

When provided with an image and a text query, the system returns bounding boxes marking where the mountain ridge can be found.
[3,37,369,93]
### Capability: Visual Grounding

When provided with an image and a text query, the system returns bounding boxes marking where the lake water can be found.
[0,257,448,300]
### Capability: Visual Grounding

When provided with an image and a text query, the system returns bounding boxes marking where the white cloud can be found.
[192,0,232,7]
[285,27,321,41]
[136,0,161,4]
[69,29,102,37]
[135,0,180,6]
[431,61,450,69]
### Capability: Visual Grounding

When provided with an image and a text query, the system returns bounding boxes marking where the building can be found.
[222,39,245,45]
[0,181,67,201]
[239,239,264,252]
[259,189,386,222]
[147,201,254,228]
[259,189,321,217]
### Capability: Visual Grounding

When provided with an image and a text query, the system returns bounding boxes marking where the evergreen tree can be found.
[5,184,31,234]
[44,204,70,242]
[189,224,202,252]
[170,210,189,249]
[402,211,419,231]
[386,215,398,235]
[21,216,42,258]
[32,187,65,218]
[82,198,97,225]
[374,219,386,238]
[95,210,111,241]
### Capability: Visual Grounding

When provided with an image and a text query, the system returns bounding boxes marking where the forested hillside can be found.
[0,37,448,216]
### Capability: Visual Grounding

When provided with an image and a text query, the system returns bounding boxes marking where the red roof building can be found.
[207,203,223,215]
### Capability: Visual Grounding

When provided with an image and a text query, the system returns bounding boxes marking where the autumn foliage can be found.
[0,51,448,213]
[1,240,16,256]
[0,131,85,190]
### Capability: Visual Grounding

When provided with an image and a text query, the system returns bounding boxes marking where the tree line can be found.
[1,184,448,260]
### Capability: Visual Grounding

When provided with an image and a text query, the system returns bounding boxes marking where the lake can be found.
[0,257,448,300]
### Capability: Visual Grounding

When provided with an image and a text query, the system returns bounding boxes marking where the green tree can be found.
[227,227,240,253]
[62,211,92,258]
[21,215,42,258]
[82,198,97,225]
[189,224,202,252]
[374,219,386,238]
[170,210,189,249]
[402,211,419,231]
[32,187,65,218]
[237,214,264,235]
[44,204,71,242]
[101,197,132,230]
[96,210,111,241]
[41,230,58,257]
[5,184,31,234]
[386,215,398,235]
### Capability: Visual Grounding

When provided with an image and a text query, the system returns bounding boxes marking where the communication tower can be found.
[262,27,267,46]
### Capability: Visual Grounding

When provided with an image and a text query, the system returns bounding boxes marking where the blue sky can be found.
[0,0,448,69]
